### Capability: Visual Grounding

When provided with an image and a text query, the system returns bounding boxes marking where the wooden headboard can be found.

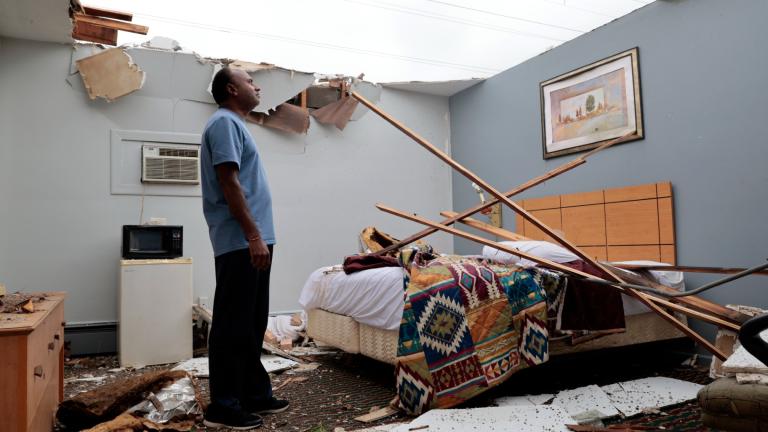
[514,182,676,264]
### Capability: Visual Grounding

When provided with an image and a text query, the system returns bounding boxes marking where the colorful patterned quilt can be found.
[395,253,565,415]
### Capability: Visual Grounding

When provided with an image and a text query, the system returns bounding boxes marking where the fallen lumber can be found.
[440,210,529,241]
[56,370,191,430]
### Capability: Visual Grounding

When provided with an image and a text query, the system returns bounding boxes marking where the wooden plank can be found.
[562,204,605,246]
[440,211,529,241]
[73,21,118,45]
[524,209,562,243]
[561,190,604,207]
[580,246,607,262]
[523,195,560,211]
[82,6,133,21]
[73,13,149,35]
[355,406,398,423]
[658,197,675,244]
[607,245,661,262]
[660,245,676,265]
[657,181,672,198]
[605,200,660,245]
[604,183,657,203]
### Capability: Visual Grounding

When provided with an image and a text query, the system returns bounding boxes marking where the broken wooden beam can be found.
[82,6,133,22]
[439,210,529,241]
[73,20,118,45]
[73,13,149,35]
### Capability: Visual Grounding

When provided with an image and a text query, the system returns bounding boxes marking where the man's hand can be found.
[249,237,271,270]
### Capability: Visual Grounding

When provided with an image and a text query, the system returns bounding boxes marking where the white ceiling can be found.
[0,0,72,44]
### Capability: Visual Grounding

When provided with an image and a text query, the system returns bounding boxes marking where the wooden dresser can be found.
[0,293,66,432]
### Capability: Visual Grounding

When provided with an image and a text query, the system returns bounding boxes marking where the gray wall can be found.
[449,0,768,343]
[0,38,453,337]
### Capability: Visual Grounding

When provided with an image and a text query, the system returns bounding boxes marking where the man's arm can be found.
[215,162,271,270]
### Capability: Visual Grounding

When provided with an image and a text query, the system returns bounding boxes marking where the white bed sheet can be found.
[299,265,406,330]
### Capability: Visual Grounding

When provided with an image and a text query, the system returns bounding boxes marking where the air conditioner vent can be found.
[142,144,200,184]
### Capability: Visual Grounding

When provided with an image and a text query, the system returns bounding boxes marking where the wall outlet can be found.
[488,203,502,228]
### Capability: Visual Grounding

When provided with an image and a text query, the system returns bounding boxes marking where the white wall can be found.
[0,37,453,325]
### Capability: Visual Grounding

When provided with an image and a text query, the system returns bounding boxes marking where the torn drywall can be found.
[601,377,703,417]
[551,384,620,423]
[76,48,145,102]
[310,96,359,131]
[247,103,310,134]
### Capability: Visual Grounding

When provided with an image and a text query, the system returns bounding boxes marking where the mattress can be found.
[299,265,405,330]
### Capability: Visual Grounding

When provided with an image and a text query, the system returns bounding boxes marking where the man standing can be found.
[200,67,288,430]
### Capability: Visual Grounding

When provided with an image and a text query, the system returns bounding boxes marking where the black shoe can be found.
[204,403,263,430]
[249,397,290,414]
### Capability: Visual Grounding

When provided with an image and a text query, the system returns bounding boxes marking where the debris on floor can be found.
[172,354,298,377]
[391,406,578,432]
[57,369,198,431]
[487,377,704,427]
[601,377,703,417]
[721,328,768,376]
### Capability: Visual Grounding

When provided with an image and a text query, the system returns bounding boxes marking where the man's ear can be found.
[226,82,238,96]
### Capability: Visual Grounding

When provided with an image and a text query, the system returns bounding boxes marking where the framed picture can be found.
[540,47,643,159]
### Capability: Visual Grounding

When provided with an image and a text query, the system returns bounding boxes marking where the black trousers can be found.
[209,245,273,409]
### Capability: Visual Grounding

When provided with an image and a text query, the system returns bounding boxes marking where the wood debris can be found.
[56,370,194,430]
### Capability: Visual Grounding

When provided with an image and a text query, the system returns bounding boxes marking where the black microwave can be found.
[122,225,183,259]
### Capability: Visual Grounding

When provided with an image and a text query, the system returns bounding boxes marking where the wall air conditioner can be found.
[141,143,200,184]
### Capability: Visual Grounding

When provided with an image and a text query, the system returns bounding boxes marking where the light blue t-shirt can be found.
[201,108,275,256]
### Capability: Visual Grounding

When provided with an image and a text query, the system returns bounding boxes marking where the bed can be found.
[302,181,686,366]
[300,183,685,412]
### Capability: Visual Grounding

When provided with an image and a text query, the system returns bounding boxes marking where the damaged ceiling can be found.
[0,0,72,43]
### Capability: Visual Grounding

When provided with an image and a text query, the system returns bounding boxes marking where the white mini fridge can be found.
[119,258,193,367]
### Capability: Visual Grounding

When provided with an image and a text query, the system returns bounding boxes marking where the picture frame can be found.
[540,47,643,159]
